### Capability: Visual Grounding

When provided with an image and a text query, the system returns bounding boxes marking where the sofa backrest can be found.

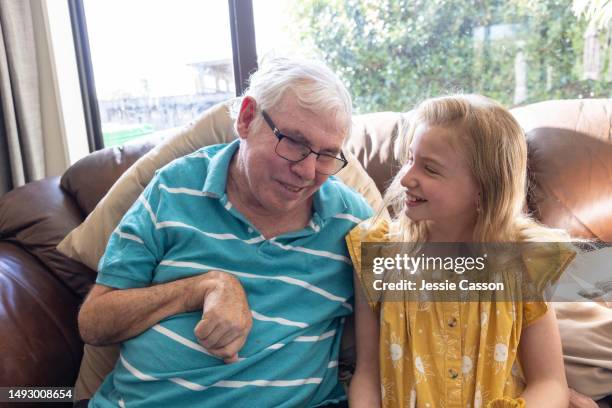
[58,98,611,242]
[512,99,612,240]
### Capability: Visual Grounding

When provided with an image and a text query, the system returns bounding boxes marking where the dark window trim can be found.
[228,0,258,95]
[68,0,104,152]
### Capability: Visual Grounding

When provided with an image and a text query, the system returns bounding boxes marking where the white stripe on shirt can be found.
[155,220,265,245]
[251,311,308,328]
[152,325,212,356]
[159,184,217,198]
[188,151,211,159]
[120,354,157,381]
[213,378,322,388]
[114,228,144,244]
[333,213,363,224]
[269,239,351,265]
[139,196,157,224]
[121,353,323,391]
[294,330,336,342]
[170,377,207,391]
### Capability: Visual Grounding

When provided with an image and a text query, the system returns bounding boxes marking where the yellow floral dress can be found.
[346,219,575,408]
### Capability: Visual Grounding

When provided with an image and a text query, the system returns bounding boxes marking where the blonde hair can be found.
[380,94,569,243]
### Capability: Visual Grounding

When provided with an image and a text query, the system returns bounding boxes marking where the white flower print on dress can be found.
[480,311,488,326]
[413,355,433,384]
[386,332,404,368]
[473,383,491,408]
[488,338,510,374]
[390,343,402,361]
[415,356,425,373]
[494,343,508,362]
[462,355,473,374]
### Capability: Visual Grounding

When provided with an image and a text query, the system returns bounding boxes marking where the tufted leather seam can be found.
[540,181,598,238]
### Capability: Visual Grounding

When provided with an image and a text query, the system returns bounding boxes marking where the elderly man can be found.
[77,58,372,407]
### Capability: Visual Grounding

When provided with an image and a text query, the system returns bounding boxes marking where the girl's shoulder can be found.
[346,217,390,245]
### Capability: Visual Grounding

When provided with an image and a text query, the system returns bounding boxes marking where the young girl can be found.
[346,95,574,408]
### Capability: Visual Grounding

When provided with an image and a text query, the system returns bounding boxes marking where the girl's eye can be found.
[425,166,438,175]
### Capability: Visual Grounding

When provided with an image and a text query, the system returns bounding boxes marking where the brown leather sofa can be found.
[0,99,610,407]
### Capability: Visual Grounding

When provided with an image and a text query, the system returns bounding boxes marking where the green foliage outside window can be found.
[291,0,611,112]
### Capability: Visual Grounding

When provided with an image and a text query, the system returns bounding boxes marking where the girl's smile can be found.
[405,191,427,207]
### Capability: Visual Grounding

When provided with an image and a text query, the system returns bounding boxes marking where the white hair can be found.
[231,57,353,137]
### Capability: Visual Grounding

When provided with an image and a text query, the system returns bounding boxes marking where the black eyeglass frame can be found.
[260,110,348,175]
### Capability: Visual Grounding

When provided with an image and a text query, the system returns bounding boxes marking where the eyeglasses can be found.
[261,110,348,176]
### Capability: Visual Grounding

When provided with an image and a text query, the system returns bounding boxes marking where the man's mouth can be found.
[278,181,306,193]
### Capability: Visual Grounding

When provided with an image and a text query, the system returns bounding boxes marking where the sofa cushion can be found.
[0,177,96,296]
[555,301,612,400]
[526,127,612,240]
[511,98,612,241]
[60,137,161,216]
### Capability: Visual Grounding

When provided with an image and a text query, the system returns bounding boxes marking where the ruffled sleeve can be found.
[486,397,525,408]
[345,218,389,313]
[522,242,576,326]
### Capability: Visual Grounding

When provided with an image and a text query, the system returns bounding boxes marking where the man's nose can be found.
[290,153,317,181]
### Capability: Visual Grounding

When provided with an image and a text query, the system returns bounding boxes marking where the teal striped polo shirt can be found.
[89,140,373,408]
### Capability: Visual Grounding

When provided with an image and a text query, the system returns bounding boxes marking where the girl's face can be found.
[400,124,480,233]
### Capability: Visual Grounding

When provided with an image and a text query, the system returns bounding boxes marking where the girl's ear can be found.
[236,97,257,139]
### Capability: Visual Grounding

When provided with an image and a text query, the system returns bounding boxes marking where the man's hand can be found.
[189,271,253,363]
[569,389,598,408]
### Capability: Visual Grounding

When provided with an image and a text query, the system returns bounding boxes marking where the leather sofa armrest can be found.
[0,242,83,388]
[0,177,97,297]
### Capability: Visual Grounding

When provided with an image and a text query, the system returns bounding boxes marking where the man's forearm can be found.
[78,274,209,346]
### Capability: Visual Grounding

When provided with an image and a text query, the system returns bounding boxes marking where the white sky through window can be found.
[84,0,295,100]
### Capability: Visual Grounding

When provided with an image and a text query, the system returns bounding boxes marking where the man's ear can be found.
[236,96,257,139]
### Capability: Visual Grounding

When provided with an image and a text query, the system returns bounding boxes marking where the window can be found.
[72,0,611,149]
[252,0,305,60]
[79,0,237,147]
[254,0,612,113]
